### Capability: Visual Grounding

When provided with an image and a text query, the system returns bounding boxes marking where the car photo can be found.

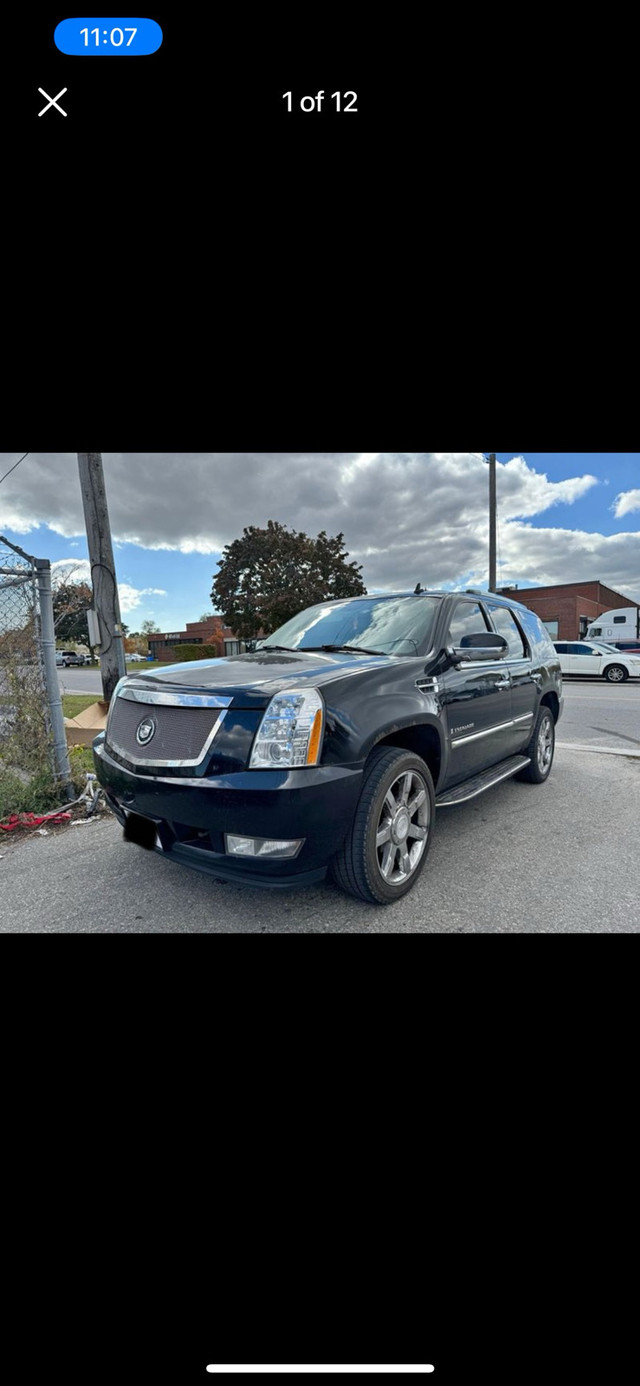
[553,640,640,682]
[93,589,563,906]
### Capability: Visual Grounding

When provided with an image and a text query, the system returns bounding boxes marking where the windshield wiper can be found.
[316,644,387,656]
[258,644,298,652]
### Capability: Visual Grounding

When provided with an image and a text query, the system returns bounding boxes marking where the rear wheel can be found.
[604,664,627,683]
[516,706,555,783]
[330,746,435,904]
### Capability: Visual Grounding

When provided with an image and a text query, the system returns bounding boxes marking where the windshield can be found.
[589,641,624,653]
[261,596,442,656]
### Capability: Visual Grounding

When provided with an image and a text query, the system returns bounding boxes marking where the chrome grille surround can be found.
[105,684,233,767]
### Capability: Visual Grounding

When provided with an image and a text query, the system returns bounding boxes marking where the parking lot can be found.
[2,679,639,932]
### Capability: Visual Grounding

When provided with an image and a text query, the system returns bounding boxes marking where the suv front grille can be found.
[105,686,232,768]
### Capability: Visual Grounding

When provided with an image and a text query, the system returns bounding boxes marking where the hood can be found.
[123,649,394,709]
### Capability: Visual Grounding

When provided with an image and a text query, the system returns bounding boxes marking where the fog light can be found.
[225,834,304,859]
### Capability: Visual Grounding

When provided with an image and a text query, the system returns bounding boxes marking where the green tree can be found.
[211,520,366,639]
[140,619,161,635]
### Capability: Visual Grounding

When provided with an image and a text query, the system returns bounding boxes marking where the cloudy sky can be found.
[1,452,639,630]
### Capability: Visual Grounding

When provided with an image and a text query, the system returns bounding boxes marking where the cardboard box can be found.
[64,700,110,748]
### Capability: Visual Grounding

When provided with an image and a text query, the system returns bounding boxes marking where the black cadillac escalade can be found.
[92,589,563,905]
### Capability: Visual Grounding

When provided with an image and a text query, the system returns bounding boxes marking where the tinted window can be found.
[487,605,526,658]
[446,602,490,647]
[613,616,626,624]
[515,607,558,662]
[569,644,598,656]
[554,643,568,654]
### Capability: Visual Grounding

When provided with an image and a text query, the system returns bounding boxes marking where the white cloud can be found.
[3,452,639,605]
[50,559,166,615]
[612,489,640,518]
[117,585,167,615]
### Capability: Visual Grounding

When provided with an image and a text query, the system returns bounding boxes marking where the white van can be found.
[586,607,640,653]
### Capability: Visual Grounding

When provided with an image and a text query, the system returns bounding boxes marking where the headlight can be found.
[249,688,324,768]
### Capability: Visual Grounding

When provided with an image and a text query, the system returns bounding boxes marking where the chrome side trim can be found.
[451,719,514,747]
[117,686,233,708]
[106,708,229,767]
[513,712,534,723]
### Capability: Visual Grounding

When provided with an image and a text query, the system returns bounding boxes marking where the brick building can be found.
[148,616,249,662]
[497,580,639,641]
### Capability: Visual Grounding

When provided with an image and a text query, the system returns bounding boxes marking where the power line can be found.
[0,452,29,486]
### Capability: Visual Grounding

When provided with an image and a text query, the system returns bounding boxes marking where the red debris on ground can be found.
[0,811,73,831]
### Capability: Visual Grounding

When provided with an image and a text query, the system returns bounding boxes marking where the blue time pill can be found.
[54,18,163,55]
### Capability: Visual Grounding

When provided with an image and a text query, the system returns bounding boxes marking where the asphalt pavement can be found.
[3,681,640,932]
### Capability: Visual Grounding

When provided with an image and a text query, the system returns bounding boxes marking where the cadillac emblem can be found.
[136,716,157,746]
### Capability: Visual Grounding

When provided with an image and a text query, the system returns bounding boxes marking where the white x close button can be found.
[38,88,68,117]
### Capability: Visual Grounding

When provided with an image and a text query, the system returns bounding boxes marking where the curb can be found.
[556,742,640,757]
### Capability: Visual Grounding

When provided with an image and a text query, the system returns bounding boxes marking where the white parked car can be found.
[127,653,146,661]
[553,640,640,683]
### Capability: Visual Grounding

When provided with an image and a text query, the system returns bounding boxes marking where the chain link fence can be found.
[0,535,73,802]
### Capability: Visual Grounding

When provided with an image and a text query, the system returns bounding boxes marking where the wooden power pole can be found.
[77,453,127,701]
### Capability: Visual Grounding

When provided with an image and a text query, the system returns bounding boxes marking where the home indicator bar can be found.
[206,1369,435,1376]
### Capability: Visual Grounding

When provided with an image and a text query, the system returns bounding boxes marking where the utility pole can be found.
[77,453,127,702]
[484,452,497,592]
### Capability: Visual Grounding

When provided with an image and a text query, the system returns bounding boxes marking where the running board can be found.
[436,755,531,807]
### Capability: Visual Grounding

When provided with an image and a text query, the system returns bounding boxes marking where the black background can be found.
[4,13,636,1386]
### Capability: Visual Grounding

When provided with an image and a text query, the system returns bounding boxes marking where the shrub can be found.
[171,644,219,661]
[0,765,60,820]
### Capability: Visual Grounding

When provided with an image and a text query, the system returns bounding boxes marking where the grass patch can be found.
[68,743,96,777]
[128,660,174,670]
[63,694,100,718]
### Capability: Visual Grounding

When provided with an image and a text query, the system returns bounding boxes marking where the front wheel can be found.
[516,706,555,783]
[604,664,628,683]
[330,746,435,904]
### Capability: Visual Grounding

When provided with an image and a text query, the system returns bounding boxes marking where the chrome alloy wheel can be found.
[375,769,431,884]
[536,713,554,775]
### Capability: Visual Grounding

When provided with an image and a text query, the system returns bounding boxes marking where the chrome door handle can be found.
[495,679,511,689]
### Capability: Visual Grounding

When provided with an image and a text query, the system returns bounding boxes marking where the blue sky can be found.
[1,452,639,630]
[493,453,638,533]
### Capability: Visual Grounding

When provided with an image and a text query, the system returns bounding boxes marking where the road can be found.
[56,665,150,696]
[2,680,640,932]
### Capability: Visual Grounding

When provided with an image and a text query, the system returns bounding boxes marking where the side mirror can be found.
[448,632,509,664]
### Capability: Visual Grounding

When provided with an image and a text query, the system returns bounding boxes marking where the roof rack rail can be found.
[464,588,483,595]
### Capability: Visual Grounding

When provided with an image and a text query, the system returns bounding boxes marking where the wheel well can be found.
[541,691,560,722]
[373,725,442,789]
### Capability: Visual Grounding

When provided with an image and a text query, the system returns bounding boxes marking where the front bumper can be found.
[93,735,363,889]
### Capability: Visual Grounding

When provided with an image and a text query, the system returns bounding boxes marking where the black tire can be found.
[330,746,435,905]
[516,705,555,783]
[604,664,628,683]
